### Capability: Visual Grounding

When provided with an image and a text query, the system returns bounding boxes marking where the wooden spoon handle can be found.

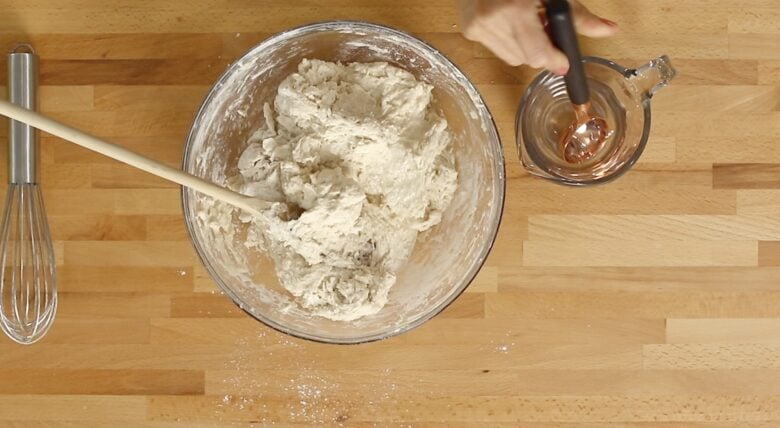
[0,99,266,215]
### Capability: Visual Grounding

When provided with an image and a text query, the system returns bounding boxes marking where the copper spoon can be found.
[545,0,609,164]
[559,102,608,163]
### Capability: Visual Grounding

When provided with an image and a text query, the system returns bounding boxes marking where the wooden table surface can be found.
[1,0,779,425]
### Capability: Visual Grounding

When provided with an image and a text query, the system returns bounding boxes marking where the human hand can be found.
[459,0,618,74]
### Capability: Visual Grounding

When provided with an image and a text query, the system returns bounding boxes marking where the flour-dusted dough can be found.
[231,59,457,321]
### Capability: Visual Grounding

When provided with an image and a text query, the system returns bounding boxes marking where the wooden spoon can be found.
[0,99,274,216]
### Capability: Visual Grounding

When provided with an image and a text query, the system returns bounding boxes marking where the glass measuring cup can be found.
[516,55,676,185]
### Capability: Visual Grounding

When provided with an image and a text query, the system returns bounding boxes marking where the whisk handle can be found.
[8,45,38,184]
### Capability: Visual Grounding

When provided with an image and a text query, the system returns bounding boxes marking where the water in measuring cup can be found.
[521,76,628,174]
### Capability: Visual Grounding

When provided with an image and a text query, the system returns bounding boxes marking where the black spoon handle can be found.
[545,0,590,105]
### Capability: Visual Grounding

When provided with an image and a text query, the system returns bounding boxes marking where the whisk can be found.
[0,45,57,344]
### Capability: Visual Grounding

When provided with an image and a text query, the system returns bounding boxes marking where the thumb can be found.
[570,0,618,38]
[549,48,570,75]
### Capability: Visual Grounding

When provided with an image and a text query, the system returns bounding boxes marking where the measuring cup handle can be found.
[631,55,677,98]
[545,0,590,105]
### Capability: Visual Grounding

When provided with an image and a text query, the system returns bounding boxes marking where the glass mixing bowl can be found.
[181,21,505,344]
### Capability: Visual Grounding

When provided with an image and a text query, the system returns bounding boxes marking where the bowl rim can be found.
[180,20,506,344]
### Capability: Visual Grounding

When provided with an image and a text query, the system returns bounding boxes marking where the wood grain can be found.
[714,164,780,189]
[1,0,779,425]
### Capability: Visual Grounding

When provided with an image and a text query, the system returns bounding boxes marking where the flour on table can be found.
[226,58,457,321]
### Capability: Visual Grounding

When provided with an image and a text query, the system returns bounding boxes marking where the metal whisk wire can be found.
[0,45,57,344]
[0,184,56,343]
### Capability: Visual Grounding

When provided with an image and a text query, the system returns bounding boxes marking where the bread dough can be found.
[230,59,457,321]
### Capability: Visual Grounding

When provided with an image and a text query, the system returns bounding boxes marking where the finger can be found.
[461,19,483,42]
[569,0,619,38]
[479,27,526,66]
[507,5,569,74]
[461,18,523,65]
[461,4,529,67]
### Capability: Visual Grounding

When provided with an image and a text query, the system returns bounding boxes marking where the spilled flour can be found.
[226,58,457,321]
